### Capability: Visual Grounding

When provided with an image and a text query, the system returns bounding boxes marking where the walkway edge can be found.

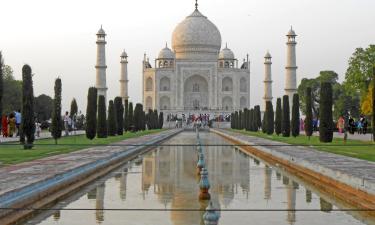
[0,129,182,224]
[211,129,375,210]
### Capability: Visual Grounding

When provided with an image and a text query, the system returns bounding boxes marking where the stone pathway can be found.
[0,129,180,208]
[213,129,375,196]
[0,131,85,143]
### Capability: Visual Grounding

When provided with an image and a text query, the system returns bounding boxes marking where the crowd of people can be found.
[298,115,370,135]
[1,110,22,138]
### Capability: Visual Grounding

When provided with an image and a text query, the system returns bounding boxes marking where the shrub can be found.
[282,95,290,137]
[21,65,35,149]
[97,95,107,138]
[319,82,333,142]
[305,87,313,138]
[51,78,62,144]
[291,94,300,137]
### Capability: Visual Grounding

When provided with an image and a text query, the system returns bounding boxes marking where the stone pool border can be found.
[0,129,182,224]
[211,128,375,215]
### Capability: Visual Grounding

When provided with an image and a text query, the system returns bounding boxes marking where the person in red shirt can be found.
[2,115,9,138]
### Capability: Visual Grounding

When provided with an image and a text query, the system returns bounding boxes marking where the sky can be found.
[1,0,374,111]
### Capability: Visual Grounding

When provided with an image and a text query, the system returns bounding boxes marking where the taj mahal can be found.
[94,0,298,115]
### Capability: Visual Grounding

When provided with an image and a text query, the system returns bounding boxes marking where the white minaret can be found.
[95,25,108,101]
[285,27,298,105]
[120,50,129,103]
[263,51,273,111]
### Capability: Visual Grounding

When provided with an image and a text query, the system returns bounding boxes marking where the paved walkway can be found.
[0,129,180,208]
[213,129,375,196]
[0,131,85,143]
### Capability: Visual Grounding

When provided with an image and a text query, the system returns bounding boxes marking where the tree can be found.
[107,100,117,136]
[275,98,282,136]
[70,98,78,118]
[159,112,164,129]
[34,94,53,122]
[282,95,290,137]
[305,87,313,139]
[21,65,35,149]
[0,52,3,122]
[230,113,234,129]
[124,100,129,132]
[51,78,62,144]
[234,111,239,129]
[262,109,267,134]
[85,87,97,140]
[1,65,22,114]
[291,94,300,137]
[97,95,107,138]
[247,109,253,131]
[266,101,274,135]
[128,102,134,131]
[133,104,143,132]
[114,97,124,135]
[319,82,334,143]
[344,45,375,97]
[255,105,262,131]
[244,108,249,131]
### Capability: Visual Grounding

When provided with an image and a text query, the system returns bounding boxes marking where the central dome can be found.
[172,9,222,60]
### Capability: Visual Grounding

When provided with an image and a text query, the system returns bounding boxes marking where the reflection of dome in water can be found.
[172,7,222,60]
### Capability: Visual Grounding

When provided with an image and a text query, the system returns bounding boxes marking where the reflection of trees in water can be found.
[264,166,272,200]
[52,210,60,221]
[320,198,333,213]
[306,189,312,203]
[95,183,105,223]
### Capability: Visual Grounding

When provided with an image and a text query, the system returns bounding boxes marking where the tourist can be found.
[337,116,345,134]
[357,119,363,135]
[15,110,21,137]
[35,119,41,138]
[348,116,355,134]
[63,111,70,136]
[8,113,16,137]
[1,115,8,138]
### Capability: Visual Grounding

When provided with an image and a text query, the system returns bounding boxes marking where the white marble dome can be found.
[172,9,222,60]
[158,45,175,59]
[219,45,235,60]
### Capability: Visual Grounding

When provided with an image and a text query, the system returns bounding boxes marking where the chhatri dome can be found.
[158,43,176,59]
[172,1,222,60]
[219,43,235,60]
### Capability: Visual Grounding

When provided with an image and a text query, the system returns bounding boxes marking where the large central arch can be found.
[183,75,209,110]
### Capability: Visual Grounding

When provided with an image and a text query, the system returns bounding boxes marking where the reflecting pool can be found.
[24,132,374,225]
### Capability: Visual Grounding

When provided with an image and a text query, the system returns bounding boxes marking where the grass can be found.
[0,130,164,165]
[231,129,375,162]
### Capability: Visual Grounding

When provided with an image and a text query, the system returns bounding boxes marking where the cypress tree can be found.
[275,98,282,136]
[128,102,134,131]
[85,87,97,140]
[153,110,158,130]
[319,82,333,143]
[238,110,243,130]
[133,104,143,132]
[253,105,262,132]
[230,113,234,129]
[51,78,62,144]
[262,109,267,133]
[249,109,254,131]
[159,112,164,129]
[234,111,239,129]
[266,101,274,135]
[124,100,129,132]
[305,87,313,139]
[0,52,3,124]
[107,100,117,136]
[21,65,35,149]
[282,95,291,137]
[114,97,124,135]
[291,94,300,137]
[97,95,107,138]
[70,98,78,118]
[244,108,249,131]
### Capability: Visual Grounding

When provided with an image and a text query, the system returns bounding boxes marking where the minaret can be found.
[95,25,108,101]
[285,27,298,106]
[120,50,129,103]
[263,51,273,111]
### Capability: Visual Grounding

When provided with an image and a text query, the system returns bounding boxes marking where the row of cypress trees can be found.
[231,105,262,131]
[85,87,164,140]
[231,82,337,143]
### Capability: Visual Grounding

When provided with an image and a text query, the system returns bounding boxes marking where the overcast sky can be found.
[1,0,374,111]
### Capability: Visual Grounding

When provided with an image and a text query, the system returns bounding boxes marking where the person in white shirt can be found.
[63,111,70,136]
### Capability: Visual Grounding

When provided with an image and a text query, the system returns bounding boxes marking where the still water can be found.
[24,132,373,225]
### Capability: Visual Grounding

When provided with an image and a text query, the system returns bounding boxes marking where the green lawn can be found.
[0,130,164,165]
[231,129,375,162]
